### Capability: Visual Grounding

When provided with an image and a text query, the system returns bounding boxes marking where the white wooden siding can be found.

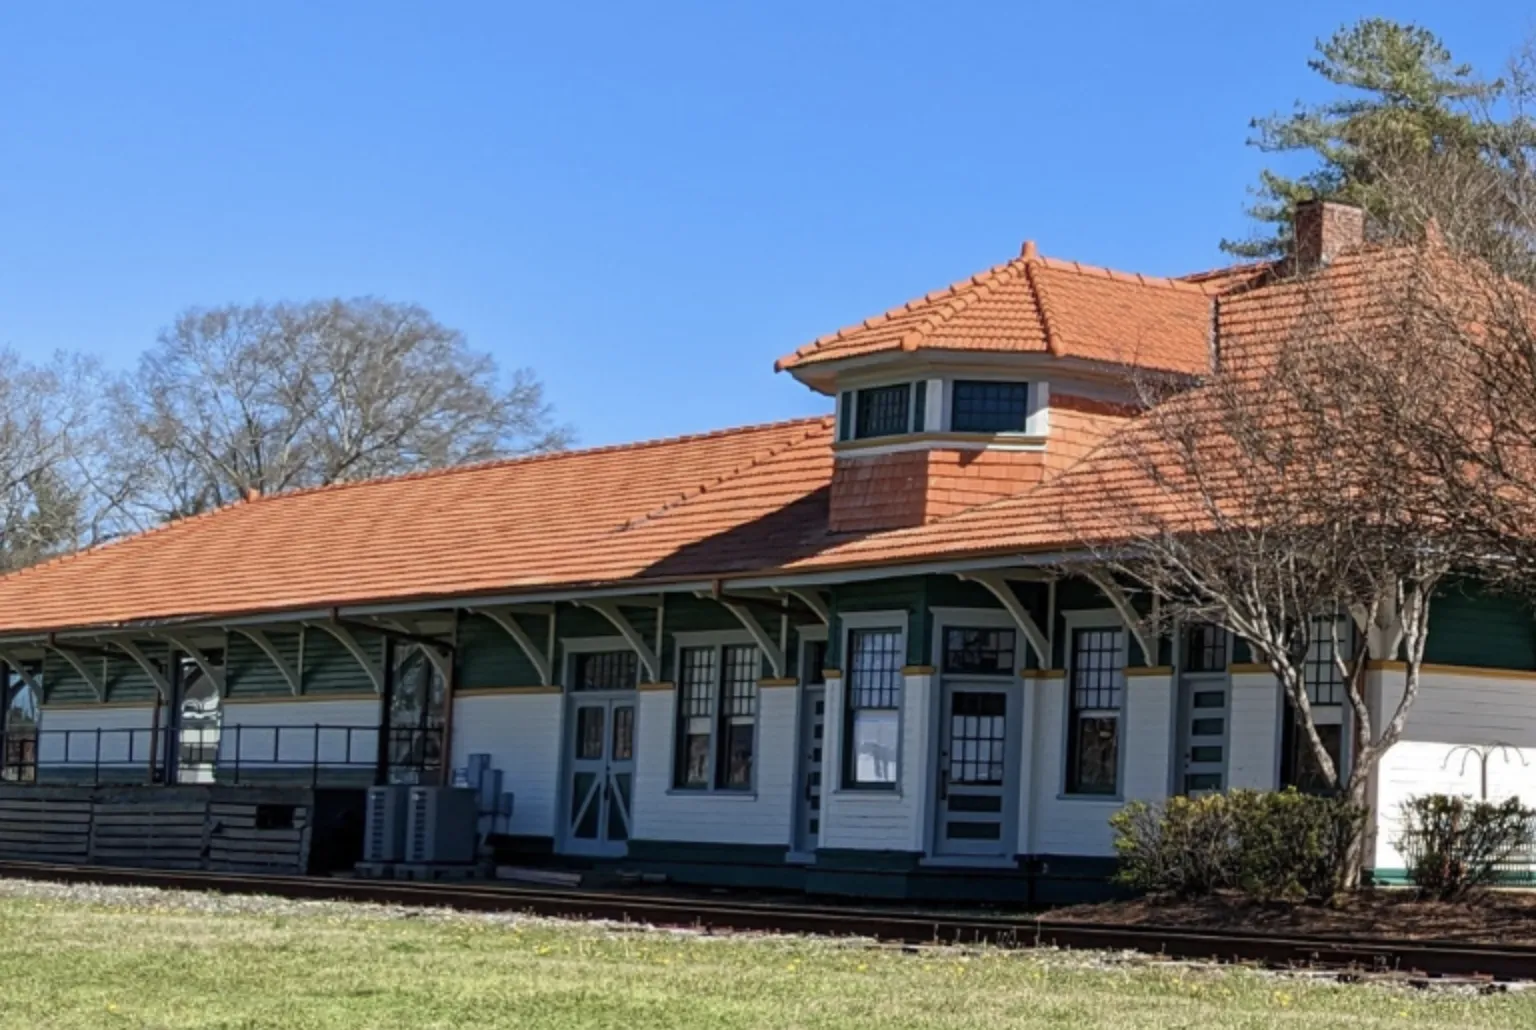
[1123,673,1176,805]
[818,673,932,852]
[1023,673,1172,857]
[1226,671,1281,790]
[220,698,380,769]
[36,706,159,767]
[630,684,798,846]
[1371,668,1536,869]
[449,692,563,838]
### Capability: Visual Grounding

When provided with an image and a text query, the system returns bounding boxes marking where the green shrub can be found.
[1111,789,1364,902]
[1395,794,1536,900]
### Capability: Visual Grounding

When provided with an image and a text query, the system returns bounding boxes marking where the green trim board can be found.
[1423,583,1536,671]
[623,839,805,891]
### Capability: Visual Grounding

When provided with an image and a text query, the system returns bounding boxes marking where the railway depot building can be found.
[3,202,1536,900]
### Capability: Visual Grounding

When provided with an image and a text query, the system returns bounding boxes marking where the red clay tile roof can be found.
[0,418,835,633]
[776,244,1220,376]
[0,239,1416,636]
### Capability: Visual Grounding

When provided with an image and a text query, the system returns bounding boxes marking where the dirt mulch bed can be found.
[1049,890,1536,946]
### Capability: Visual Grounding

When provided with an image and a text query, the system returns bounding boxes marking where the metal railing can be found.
[1,725,442,788]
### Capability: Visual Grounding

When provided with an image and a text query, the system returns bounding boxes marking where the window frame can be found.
[1062,611,1128,798]
[838,382,928,442]
[838,611,908,791]
[949,380,1033,434]
[669,631,761,793]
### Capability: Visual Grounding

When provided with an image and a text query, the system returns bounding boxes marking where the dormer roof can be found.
[776,243,1223,378]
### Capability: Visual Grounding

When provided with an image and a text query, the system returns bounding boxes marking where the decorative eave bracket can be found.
[467,607,554,686]
[1080,569,1159,666]
[956,571,1052,669]
[302,621,384,694]
[577,600,660,682]
[700,591,787,679]
[228,627,301,696]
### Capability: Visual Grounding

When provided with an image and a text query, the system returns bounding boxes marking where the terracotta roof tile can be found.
[0,418,834,633]
[777,245,1218,375]
[0,240,1431,635]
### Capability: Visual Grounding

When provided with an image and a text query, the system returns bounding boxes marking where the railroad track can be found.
[1,860,1534,983]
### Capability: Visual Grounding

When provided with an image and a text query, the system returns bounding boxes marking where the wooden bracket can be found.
[577,600,659,682]
[956,571,1052,669]
[469,607,554,686]
[303,622,384,694]
[0,650,43,697]
[228,628,301,696]
[114,640,171,700]
[155,632,229,697]
[44,644,105,702]
[1081,569,1158,665]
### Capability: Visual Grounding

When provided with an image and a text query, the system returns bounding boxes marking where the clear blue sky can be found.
[2,2,1530,447]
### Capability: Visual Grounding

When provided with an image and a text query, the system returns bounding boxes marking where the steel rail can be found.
[1,860,1533,982]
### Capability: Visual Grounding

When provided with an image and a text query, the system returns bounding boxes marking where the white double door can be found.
[564,694,636,857]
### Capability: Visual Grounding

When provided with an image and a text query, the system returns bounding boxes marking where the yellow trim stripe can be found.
[454,686,561,698]
[758,678,800,688]
[901,665,937,676]
[39,701,157,712]
[222,693,376,705]
[821,669,842,680]
[1021,669,1066,681]
[638,681,676,693]
[1126,666,1173,678]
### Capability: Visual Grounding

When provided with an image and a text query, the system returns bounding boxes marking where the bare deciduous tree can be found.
[0,350,108,571]
[108,298,570,525]
[1062,242,1480,890]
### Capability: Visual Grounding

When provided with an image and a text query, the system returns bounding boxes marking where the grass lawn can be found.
[0,881,1534,1029]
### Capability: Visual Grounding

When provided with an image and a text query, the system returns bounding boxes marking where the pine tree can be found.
[1225,19,1496,259]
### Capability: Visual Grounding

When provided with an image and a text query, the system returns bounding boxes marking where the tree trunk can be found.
[1332,772,1373,898]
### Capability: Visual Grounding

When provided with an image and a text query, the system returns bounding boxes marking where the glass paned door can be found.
[794,687,826,854]
[566,698,636,855]
[935,687,1011,856]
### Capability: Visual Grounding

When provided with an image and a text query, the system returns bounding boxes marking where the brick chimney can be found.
[1293,199,1365,272]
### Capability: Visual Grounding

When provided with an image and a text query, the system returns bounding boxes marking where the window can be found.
[1282,711,1343,793]
[673,644,759,790]
[803,639,828,685]
[574,651,639,691]
[1303,614,1350,705]
[951,381,1030,433]
[1182,623,1228,674]
[1066,627,1123,795]
[844,628,903,787]
[942,628,1016,675]
[854,384,912,439]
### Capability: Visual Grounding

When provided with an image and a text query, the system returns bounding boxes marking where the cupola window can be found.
[854,384,911,438]
[950,381,1031,433]
[838,382,928,441]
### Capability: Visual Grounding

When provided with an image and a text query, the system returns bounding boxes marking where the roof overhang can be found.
[0,549,1085,648]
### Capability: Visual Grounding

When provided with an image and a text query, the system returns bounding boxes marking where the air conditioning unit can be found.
[405,786,479,864]
[363,785,411,863]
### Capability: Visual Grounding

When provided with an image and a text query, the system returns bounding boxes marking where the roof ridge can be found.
[0,493,251,588]
[238,415,832,507]
[1023,257,1064,357]
[620,416,835,531]
[0,416,832,592]
[1034,254,1217,295]
[776,259,1018,371]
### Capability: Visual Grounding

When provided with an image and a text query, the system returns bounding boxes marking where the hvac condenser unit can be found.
[404,786,480,864]
[363,785,411,863]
